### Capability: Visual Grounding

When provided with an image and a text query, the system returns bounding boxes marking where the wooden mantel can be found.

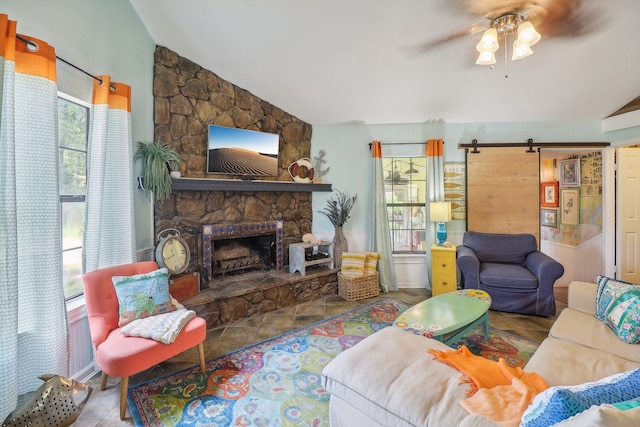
[171,177,333,192]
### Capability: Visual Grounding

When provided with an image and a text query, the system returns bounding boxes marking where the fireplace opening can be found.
[203,220,284,286]
[213,235,276,277]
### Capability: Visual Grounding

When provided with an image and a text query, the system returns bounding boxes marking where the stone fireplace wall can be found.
[152,46,314,269]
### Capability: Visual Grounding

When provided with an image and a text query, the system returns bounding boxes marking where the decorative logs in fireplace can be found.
[203,221,285,284]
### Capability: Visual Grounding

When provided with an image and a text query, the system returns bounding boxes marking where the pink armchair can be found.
[82,261,206,419]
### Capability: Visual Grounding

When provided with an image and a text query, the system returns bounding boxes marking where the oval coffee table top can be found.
[394,289,491,338]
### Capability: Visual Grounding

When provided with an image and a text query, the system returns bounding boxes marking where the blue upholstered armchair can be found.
[456,231,564,317]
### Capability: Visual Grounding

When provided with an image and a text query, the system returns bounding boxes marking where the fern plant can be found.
[135,141,180,202]
[318,189,357,227]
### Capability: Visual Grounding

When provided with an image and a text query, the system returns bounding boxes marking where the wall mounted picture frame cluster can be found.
[541,208,558,227]
[561,188,580,225]
[559,158,581,187]
[540,181,559,207]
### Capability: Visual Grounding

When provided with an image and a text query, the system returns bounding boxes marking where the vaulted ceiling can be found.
[128,0,640,125]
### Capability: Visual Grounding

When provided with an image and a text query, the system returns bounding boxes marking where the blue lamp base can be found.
[436,222,447,246]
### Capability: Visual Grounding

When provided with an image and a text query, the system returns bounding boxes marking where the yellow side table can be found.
[431,244,457,296]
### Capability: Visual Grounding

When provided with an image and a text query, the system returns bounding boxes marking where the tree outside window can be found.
[58,95,88,299]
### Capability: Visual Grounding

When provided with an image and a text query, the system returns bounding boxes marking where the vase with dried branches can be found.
[318,189,357,268]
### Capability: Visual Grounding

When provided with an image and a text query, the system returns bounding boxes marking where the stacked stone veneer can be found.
[152,46,336,323]
[153,45,314,263]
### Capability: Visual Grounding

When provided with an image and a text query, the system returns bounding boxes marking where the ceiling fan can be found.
[417,0,599,72]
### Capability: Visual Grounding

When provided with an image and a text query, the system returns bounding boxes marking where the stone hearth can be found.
[182,268,338,327]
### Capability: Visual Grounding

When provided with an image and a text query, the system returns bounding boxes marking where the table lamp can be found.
[429,202,452,246]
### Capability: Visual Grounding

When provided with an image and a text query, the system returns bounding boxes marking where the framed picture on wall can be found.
[540,208,558,227]
[559,158,580,187]
[561,188,580,225]
[540,181,559,207]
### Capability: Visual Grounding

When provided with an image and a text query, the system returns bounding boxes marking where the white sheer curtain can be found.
[368,140,397,292]
[425,139,446,290]
[0,15,69,420]
[83,76,136,272]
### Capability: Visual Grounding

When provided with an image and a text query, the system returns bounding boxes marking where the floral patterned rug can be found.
[128,298,539,426]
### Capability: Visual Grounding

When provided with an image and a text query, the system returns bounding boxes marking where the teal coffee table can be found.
[394,289,492,345]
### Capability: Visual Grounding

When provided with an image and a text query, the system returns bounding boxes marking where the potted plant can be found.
[135,141,180,202]
[318,189,357,268]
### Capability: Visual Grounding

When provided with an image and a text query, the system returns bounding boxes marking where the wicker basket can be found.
[338,271,380,301]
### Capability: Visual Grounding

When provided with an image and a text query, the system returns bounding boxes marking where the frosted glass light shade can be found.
[512,38,533,60]
[476,28,498,53]
[476,50,496,65]
[517,21,541,46]
[429,202,452,222]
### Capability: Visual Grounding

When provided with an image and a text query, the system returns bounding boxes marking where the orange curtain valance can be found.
[371,140,383,158]
[1,14,56,81]
[426,139,444,157]
[92,76,131,112]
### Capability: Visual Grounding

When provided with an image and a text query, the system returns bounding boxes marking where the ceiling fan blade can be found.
[530,0,603,39]
[410,21,489,55]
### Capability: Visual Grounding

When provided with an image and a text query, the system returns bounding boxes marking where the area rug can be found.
[447,325,540,368]
[128,298,539,426]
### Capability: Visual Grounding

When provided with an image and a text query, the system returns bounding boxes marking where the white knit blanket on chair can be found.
[120,301,196,344]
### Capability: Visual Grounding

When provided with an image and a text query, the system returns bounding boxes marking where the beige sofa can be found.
[321,281,640,426]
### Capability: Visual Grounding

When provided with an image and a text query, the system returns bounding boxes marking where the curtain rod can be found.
[16,34,117,91]
[368,141,444,150]
[458,138,609,153]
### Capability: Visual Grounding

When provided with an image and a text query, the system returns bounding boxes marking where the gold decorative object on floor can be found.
[2,374,92,427]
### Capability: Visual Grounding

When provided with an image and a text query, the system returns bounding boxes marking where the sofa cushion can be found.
[605,288,640,344]
[595,275,639,321]
[520,369,640,427]
[549,308,640,364]
[525,336,640,387]
[558,398,640,427]
[479,263,538,289]
[321,327,471,427]
[462,231,536,265]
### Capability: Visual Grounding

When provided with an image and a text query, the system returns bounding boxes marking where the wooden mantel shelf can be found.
[171,177,333,192]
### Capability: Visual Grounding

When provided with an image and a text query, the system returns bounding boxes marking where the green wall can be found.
[311,120,606,239]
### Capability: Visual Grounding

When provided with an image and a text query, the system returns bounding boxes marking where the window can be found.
[384,157,427,254]
[59,93,89,299]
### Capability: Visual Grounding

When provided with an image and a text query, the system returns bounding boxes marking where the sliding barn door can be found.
[466,147,540,243]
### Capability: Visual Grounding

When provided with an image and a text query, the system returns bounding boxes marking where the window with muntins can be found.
[383,157,427,254]
[59,93,88,300]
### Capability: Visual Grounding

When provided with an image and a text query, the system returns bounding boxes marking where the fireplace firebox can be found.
[202,220,284,285]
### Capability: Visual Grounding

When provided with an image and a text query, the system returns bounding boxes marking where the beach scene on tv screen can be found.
[207,125,279,176]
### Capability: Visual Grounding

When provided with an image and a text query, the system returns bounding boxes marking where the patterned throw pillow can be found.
[340,252,366,277]
[364,252,381,275]
[112,268,175,326]
[520,369,640,427]
[594,275,639,321]
[605,288,640,344]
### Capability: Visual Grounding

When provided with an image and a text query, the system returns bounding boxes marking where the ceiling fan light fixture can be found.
[517,21,541,46]
[476,50,496,65]
[512,38,533,60]
[476,28,498,53]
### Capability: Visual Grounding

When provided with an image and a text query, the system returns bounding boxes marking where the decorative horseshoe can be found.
[288,158,316,183]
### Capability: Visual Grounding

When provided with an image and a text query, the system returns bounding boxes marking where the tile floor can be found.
[75,289,568,426]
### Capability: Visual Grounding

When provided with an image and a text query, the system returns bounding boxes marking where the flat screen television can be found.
[207,125,279,176]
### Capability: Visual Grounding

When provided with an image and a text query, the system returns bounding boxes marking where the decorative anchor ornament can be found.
[313,150,330,181]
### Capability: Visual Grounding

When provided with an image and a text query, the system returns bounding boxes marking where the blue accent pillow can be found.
[594,275,638,321]
[520,369,640,427]
[112,268,175,326]
[605,288,640,344]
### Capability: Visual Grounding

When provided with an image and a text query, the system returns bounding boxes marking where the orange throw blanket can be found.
[428,345,548,427]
